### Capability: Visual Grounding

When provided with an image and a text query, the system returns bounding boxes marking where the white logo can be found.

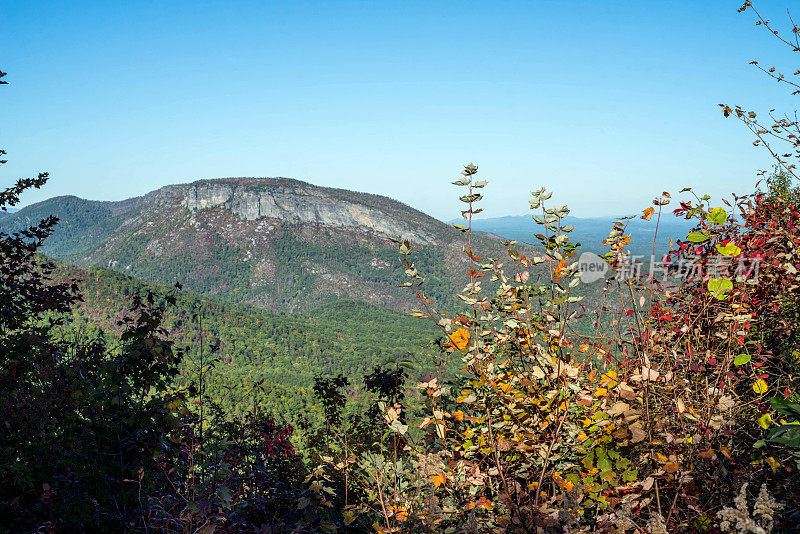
[578,252,608,283]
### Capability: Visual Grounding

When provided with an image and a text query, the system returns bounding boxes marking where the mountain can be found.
[1,177,513,312]
[460,214,695,258]
[0,207,18,218]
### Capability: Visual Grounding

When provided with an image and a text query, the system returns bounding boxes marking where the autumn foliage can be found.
[312,162,800,533]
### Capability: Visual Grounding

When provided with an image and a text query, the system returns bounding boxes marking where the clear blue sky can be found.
[3,1,798,220]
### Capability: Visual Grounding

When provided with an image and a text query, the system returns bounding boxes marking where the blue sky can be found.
[3,1,798,220]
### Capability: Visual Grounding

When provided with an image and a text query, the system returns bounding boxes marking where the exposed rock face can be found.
[183,179,437,244]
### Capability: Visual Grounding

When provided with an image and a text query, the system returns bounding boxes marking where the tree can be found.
[723,2,800,183]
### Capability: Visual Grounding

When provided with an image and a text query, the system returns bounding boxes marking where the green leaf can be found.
[217,485,233,509]
[771,397,800,421]
[717,243,741,256]
[733,353,751,366]
[758,413,772,429]
[687,232,709,243]
[707,277,733,300]
[767,425,800,448]
[389,419,408,435]
[596,456,612,473]
[708,207,728,224]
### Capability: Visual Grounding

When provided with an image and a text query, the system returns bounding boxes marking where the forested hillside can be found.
[51,262,442,439]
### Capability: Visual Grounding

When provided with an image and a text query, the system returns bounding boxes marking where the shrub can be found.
[318,163,800,533]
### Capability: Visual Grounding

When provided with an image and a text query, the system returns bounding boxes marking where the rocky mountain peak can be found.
[177,177,439,245]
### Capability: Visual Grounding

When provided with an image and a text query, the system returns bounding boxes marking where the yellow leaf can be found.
[452,410,464,422]
[431,474,445,488]
[766,456,780,472]
[449,328,471,351]
[753,379,768,395]
[717,243,742,256]
[757,413,772,429]
[641,207,655,221]
[601,370,618,387]
[343,509,356,525]
[593,388,608,397]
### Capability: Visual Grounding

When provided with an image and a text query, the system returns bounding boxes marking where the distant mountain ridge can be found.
[458,214,695,257]
[0,177,512,312]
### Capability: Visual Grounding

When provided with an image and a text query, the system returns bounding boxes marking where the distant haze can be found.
[459,214,695,256]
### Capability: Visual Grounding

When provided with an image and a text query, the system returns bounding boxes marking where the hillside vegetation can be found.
[51,262,441,439]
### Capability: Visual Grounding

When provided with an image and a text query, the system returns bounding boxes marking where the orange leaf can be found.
[554,259,567,279]
[431,474,445,488]
[391,505,409,522]
[449,328,471,351]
